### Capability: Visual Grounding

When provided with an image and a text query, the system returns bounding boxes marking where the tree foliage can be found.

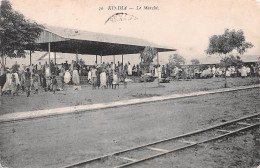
[206,29,253,57]
[0,0,43,61]
[168,53,185,67]
[140,46,157,73]
[220,55,243,68]
[190,59,200,65]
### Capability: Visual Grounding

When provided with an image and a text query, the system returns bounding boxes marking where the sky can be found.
[3,0,260,66]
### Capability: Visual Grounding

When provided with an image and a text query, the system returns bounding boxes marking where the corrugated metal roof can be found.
[42,25,173,49]
[32,25,176,56]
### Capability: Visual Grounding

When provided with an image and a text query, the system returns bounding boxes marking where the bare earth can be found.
[0,77,260,115]
[0,77,259,168]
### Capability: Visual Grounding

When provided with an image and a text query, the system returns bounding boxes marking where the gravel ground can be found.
[0,77,260,115]
[0,86,259,168]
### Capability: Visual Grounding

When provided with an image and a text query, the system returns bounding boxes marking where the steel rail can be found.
[63,113,259,168]
[114,122,260,168]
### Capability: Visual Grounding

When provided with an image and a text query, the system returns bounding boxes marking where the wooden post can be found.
[76,50,78,63]
[48,42,51,65]
[101,56,102,64]
[122,54,124,65]
[157,52,160,86]
[30,50,32,66]
[113,55,115,72]
[96,55,97,64]
[54,52,56,64]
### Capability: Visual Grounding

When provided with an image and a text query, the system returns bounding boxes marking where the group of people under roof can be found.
[0,60,136,97]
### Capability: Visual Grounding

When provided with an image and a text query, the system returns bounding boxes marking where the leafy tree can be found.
[206,29,253,57]
[140,46,157,73]
[191,59,200,65]
[205,29,253,87]
[0,0,43,66]
[220,55,243,68]
[168,53,185,67]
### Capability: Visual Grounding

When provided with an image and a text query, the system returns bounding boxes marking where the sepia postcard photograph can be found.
[0,0,260,167]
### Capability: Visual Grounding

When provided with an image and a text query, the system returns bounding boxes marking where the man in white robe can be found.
[241,65,247,78]
[127,62,132,76]
[100,70,107,88]
[212,66,216,78]
[72,68,80,85]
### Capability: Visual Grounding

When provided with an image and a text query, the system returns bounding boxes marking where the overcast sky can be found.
[5,0,260,66]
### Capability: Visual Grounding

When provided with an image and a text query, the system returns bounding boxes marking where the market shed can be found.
[29,25,176,64]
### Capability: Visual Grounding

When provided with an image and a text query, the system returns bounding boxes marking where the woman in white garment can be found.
[226,67,231,77]
[45,65,51,90]
[212,66,216,78]
[100,69,107,89]
[72,67,80,85]
[127,62,132,76]
[88,69,92,84]
[241,65,247,78]
[2,70,12,94]
[64,70,71,84]
[112,71,119,89]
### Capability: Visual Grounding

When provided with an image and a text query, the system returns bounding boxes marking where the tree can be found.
[140,46,158,73]
[205,29,253,87]
[206,29,253,57]
[168,53,185,68]
[220,55,243,68]
[0,0,43,66]
[191,59,200,65]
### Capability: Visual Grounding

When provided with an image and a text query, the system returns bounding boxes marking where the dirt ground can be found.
[131,128,260,168]
[0,86,259,168]
[0,77,260,115]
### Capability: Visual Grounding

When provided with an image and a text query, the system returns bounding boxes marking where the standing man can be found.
[91,66,97,89]
[24,68,31,97]
[38,62,43,86]
[212,65,216,78]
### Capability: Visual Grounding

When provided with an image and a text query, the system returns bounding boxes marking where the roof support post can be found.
[157,52,160,87]
[48,42,51,65]
[29,50,32,66]
[54,52,56,64]
[76,49,78,63]
[113,55,115,72]
[95,55,97,64]
[122,54,124,67]
[101,55,102,64]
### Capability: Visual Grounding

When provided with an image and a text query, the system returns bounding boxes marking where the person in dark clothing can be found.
[64,61,69,71]
[0,73,6,96]
[50,60,55,74]
[24,68,31,97]
[51,75,57,94]
[162,65,166,78]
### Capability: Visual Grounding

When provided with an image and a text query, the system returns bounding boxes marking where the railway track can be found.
[64,113,260,168]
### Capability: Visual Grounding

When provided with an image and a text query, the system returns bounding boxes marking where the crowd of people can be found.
[1,59,260,97]
[146,63,260,80]
[0,60,137,97]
